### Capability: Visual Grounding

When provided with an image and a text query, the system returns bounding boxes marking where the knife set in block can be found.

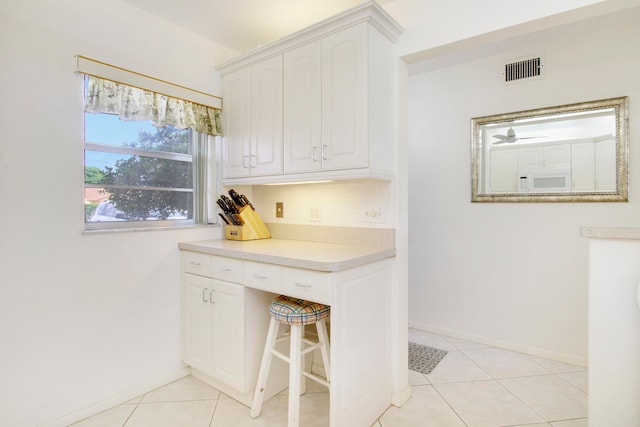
[218,189,271,241]
[224,205,271,241]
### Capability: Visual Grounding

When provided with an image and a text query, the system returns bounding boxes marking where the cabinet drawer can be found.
[282,267,331,305]
[243,261,282,293]
[211,255,242,283]
[183,251,213,277]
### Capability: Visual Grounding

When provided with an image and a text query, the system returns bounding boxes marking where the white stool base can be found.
[251,317,330,427]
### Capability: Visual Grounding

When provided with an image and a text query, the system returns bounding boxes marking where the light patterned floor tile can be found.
[408,329,457,351]
[123,395,143,405]
[211,390,329,427]
[67,328,592,427]
[408,368,430,385]
[141,376,220,403]
[444,336,491,351]
[70,405,135,427]
[499,375,588,421]
[125,400,216,427]
[378,385,466,427]
[434,380,544,427]
[527,355,586,374]
[426,351,491,384]
[463,348,550,378]
[550,418,588,426]
[559,371,588,393]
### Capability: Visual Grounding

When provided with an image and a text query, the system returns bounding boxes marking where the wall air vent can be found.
[504,57,543,82]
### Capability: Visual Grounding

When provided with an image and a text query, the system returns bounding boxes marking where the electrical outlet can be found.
[276,202,284,218]
[309,207,322,222]
[363,207,385,223]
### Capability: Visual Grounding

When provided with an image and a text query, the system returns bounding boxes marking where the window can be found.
[84,111,204,230]
[77,56,223,231]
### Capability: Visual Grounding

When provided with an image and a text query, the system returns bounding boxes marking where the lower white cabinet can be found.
[181,273,245,390]
[181,252,276,396]
[180,248,394,427]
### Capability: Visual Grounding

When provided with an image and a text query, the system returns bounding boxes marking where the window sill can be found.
[82,223,220,235]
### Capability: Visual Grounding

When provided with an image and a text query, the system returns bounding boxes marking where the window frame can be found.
[84,119,210,231]
[77,56,221,232]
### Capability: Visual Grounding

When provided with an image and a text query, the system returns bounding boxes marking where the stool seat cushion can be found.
[269,295,330,325]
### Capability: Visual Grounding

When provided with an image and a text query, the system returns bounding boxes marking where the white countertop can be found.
[178,238,396,272]
[581,227,640,240]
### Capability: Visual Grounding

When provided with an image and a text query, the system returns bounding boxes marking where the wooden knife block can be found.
[225,206,271,241]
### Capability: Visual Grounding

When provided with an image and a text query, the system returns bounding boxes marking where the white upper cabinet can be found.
[223,56,283,178]
[218,2,403,184]
[518,144,571,170]
[222,68,251,179]
[284,24,372,174]
[319,23,369,172]
[283,40,322,174]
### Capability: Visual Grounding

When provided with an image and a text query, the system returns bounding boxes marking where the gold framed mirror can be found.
[471,97,628,202]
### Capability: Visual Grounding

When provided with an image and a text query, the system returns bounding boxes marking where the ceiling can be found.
[121,0,392,55]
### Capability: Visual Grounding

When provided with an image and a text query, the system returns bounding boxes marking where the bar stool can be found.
[251,295,331,427]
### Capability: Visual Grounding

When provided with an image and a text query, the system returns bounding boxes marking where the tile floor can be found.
[71,328,588,427]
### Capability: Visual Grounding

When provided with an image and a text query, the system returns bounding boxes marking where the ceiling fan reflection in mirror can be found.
[492,127,545,144]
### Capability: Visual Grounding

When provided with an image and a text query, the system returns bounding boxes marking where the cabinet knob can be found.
[210,289,216,304]
[202,288,209,303]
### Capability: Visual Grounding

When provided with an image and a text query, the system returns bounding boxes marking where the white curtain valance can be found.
[84,76,222,136]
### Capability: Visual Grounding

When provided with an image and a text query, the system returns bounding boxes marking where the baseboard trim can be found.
[40,367,191,427]
[409,321,588,368]
[391,384,411,407]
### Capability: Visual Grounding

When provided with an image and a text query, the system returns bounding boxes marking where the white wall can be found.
[0,1,233,426]
[407,8,640,365]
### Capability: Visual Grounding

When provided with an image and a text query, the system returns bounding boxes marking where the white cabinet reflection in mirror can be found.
[472,97,628,202]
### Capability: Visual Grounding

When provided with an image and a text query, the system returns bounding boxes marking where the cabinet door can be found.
[518,147,543,170]
[181,273,212,374]
[595,139,616,191]
[222,68,251,178]
[321,23,368,171]
[210,280,245,391]
[519,144,570,169]
[284,41,322,174]
[250,56,283,176]
[545,144,570,169]
[571,142,595,191]
[488,148,518,192]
